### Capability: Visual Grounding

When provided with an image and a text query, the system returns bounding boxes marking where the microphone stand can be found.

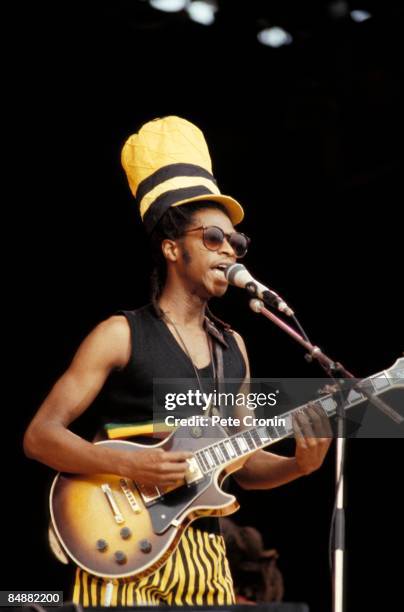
[248,298,402,612]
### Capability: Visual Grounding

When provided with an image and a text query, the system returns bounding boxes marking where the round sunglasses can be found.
[183,225,250,259]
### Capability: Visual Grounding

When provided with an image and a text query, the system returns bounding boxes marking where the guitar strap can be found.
[213,338,225,396]
[208,336,225,419]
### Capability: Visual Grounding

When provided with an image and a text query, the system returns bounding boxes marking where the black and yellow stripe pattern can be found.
[121,115,244,234]
[72,527,235,606]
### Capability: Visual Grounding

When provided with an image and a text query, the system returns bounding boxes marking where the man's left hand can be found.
[292,403,333,475]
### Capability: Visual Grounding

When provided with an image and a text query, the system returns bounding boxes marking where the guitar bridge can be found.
[137,483,162,505]
[120,479,141,513]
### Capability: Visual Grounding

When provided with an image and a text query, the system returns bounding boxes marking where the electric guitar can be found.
[49,357,403,580]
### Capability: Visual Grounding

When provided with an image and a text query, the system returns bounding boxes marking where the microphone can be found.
[225,263,294,317]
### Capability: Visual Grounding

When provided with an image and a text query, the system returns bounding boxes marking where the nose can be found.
[219,237,236,259]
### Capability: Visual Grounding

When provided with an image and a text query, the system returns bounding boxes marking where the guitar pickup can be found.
[101,483,124,524]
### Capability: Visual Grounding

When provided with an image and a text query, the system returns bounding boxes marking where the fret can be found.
[371,374,391,391]
[224,440,236,457]
[265,425,279,440]
[347,388,365,404]
[208,446,220,467]
[231,437,242,455]
[215,445,225,462]
[204,450,215,468]
[250,428,262,447]
[357,379,375,398]
[256,426,271,443]
[275,420,287,437]
[208,447,218,464]
[236,435,249,453]
[203,452,211,470]
[301,400,328,421]
[249,429,259,448]
[283,414,294,435]
[243,431,256,450]
[319,396,337,416]
[236,436,249,452]
[219,442,230,461]
[197,452,208,472]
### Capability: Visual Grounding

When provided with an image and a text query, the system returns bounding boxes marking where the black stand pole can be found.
[248,298,402,612]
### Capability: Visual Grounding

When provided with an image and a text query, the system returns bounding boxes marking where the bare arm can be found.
[23,316,191,485]
[230,331,332,490]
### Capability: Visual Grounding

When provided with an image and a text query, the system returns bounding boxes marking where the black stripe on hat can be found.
[136,163,217,203]
[143,185,216,234]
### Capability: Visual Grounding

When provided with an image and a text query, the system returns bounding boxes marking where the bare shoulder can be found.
[97,315,130,340]
[231,329,247,353]
[95,315,131,367]
[71,315,131,372]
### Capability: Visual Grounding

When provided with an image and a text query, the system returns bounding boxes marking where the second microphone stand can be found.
[248,297,402,612]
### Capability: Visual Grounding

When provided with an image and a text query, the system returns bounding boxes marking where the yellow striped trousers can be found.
[72,527,235,606]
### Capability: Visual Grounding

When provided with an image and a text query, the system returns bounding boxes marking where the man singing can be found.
[24,116,332,606]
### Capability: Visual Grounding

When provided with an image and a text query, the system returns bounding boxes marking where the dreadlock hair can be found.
[149,200,231,329]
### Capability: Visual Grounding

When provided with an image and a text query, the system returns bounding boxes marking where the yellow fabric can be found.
[72,526,235,606]
[105,421,171,439]
[139,175,220,218]
[122,116,213,190]
[121,115,244,225]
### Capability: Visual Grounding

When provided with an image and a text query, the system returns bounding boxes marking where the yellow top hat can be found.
[121,116,244,233]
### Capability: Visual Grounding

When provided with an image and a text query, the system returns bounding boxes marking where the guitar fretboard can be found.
[194,363,404,475]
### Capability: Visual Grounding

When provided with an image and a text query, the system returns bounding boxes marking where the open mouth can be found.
[211,263,229,278]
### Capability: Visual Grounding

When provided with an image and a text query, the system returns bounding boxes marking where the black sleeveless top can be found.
[100,304,246,425]
[94,303,246,534]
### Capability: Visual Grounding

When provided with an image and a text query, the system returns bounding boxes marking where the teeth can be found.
[212,268,227,278]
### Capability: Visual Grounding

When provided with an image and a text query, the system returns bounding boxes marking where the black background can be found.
[8,2,403,611]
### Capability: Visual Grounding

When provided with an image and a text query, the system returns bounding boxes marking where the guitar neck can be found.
[194,362,403,474]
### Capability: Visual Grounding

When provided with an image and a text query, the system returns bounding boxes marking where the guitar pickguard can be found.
[147,474,211,534]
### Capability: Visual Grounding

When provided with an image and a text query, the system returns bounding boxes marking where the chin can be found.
[199,275,228,299]
[209,284,228,299]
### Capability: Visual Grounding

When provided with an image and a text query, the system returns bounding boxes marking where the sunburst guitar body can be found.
[50,420,244,581]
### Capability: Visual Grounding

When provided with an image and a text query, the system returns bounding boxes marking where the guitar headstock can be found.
[385,356,404,386]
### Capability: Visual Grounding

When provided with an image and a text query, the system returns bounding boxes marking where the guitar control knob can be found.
[114,551,127,565]
[96,539,108,552]
[120,527,132,540]
[139,539,152,554]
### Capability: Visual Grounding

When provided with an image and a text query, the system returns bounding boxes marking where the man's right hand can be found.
[121,448,194,487]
